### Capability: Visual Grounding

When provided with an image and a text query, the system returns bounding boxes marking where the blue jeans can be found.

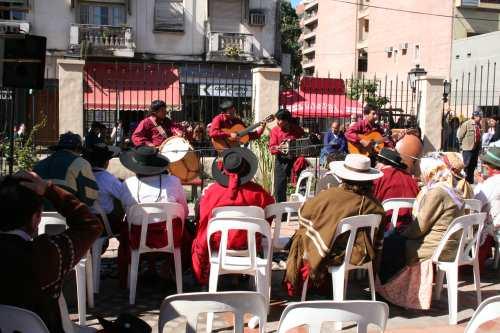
[463,146,480,184]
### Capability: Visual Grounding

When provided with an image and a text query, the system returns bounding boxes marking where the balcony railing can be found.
[207,31,257,62]
[0,20,29,34]
[68,24,135,58]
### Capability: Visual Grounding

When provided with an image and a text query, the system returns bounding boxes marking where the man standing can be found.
[320,121,347,165]
[132,100,183,147]
[457,107,482,183]
[269,109,305,202]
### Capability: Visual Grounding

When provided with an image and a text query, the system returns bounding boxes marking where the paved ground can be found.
[63,213,500,332]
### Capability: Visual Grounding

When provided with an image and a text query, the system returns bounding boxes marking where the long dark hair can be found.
[341,179,373,196]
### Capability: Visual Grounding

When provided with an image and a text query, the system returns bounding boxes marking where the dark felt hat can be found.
[211,147,258,187]
[49,132,83,151]
[219,100,234,111]
[481,147,500,169]
[97,313,151,333]
[119,145,169,176]
[377,147,407,169]
[83,143,120,165]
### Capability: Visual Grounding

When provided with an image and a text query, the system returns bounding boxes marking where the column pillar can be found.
[418,76,445,153]
[252,67,282,122]
[58,59,85,136]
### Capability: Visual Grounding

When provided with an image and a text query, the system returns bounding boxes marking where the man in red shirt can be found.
[209,100,265,147]
[345,104,383,149]
[131,100,183,147]
[269,109,305,202]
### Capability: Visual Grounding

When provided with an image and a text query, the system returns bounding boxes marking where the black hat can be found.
[219,100,234,111]
[377,148,407,169]
[150,100,167,112]
[120,145,169,176]
[276,109,292,121]
[49,132,83,151]
[97,313,151,333]
[211,147,258,187]
[83,143,120,166]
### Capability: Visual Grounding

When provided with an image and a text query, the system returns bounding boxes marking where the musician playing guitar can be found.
[209,100,266,149]
[269,109,305,203]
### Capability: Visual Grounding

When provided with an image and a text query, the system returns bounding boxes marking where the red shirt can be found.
[209,113,262,140]
[269,124,305,155]
[191,182,275,285]
[345,118,382,144]
[131,116,183,147]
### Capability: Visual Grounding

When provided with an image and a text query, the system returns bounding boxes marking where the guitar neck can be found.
[237,122,261,137]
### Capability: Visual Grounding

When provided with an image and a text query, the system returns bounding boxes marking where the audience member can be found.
[441,151,473,198]
[320,121,347,166]
[457,107,482,183]
[84,121,104,148]
[315,151,346,193]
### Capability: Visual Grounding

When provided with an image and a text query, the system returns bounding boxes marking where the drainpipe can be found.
[448,1,455,81]
[354,0,360,75]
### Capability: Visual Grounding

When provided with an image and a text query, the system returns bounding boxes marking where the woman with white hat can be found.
[285,154,385,296]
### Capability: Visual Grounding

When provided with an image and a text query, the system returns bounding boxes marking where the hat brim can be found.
[48,144,80,151]
[481,152,500,169]
[329,160,383,181]
[377,154,407,170]
[211,148,258,187]
[119,150,169,176]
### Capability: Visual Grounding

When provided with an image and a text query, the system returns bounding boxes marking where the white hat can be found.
[329,154,383,182]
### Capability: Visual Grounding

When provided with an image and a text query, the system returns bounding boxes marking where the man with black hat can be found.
[132,100,183,148]
[209,100,266,146]
[458,107,483,183]
[269,109,305,202]
[191,147,275,285]
[34,132,99,208]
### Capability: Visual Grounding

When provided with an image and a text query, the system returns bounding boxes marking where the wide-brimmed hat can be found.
[211,147,258,187]
[120,146,169,176]
[329,154,383,182]
[83,143,120,165]
[97,313,151,333]
[49,132,83,151]
[481,148,500,169]
[441,152,465,179]
[377,148,407,169]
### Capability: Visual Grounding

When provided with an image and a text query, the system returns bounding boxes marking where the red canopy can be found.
[84,63,181,111]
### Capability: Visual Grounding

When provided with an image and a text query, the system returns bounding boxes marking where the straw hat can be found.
[329,154,383,182]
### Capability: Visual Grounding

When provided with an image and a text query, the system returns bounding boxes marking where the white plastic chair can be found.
[39,212,94,325]
[158,291,267,333]
[290,170,315,202]
[212,206,265,219]
[127,202,185,305]
[264,201,302,251]
[276,300,389,333]
[301,214,382,331]
[91,202,116,294]
[382,198,415,230]
[432,213,486,325]
[0,304,50,333]
[465,295,500,333]
[464,198,482,214]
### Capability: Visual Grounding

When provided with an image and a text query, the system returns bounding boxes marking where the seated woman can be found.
[441,151,473,199]
[285,154,385,296]
[191,148,275,285]
[118,146,189,287]
[376,157,465,310]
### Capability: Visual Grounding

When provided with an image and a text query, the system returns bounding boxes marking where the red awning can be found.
[84,63,181,111]
[280,77,362,118]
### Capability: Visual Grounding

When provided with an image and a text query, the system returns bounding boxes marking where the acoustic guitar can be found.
[211,114,275,152]
[347,131,385,156]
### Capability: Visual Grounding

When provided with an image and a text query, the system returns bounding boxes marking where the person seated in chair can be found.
[191,147,275,286]
[0,172,102,333]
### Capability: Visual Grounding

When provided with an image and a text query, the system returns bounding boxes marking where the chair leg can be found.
[300,275,309,302]
[75,260,87,325]
[332,269,346,331]
[445,268,459,325]
[91,242,102,294]
[434,268,445,301]
[367,265,376,301]
[472,261,482,306]
[207,264,220,333]
[173,247,183,294]
[129,251,140,305]
[85,252,94,308]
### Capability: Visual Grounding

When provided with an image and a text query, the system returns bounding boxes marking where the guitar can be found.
[211,114,275,152]
[347,131,385,156]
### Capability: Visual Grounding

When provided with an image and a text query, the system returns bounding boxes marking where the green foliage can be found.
[280,0,302,88]
[0,117,47,172]
[347,79,390,109]
[251,134,274,193]
[223,45,242,58]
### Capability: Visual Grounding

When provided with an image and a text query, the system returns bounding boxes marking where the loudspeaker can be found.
[0,35,46,89]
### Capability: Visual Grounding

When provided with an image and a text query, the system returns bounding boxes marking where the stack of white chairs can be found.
[264,201,302,252]
[432,213,486,325]
[126,202,185,305]
[381,198,415,233]
[290,170,315,202]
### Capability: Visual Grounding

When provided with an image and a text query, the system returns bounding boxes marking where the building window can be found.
[0,0,28,21]
[393,49,398,64]
[414,44,420,62]
[364,19,369,33]
[154,0,184,32]
[79,3,126,26]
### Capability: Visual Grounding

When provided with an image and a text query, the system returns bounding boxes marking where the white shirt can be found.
[93,169,127,215]
[122,174,188,224]
[474,174,500,225]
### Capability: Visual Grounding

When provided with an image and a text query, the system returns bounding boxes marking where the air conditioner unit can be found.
[249,10,266,26]
[385,47,393,53]
[400,42,409,50]
[0,22,30,35]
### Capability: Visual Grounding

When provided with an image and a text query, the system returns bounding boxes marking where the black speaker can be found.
[0,35,46,89]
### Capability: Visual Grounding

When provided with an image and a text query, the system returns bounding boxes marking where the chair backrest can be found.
[432,213,486,265]
[0,304,50,333]
[276,301,389,333]
[264,201,302,248]
[212,206,265,219]
[207,217,272,271]
[126,202,185,252]
[464,198,482,214]
[382,198,415,229]
[158,291,267,333]
[38,212,66,236]
[92,201,113,236]
[465,295,500,333]
[332,214,381,268]
[295,170,315,198]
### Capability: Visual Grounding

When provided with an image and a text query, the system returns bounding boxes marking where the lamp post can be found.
[408,65,427,117]
[442,80,451,103]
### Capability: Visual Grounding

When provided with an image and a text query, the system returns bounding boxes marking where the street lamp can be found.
[442,80,452,103]
[408,64,427,93]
